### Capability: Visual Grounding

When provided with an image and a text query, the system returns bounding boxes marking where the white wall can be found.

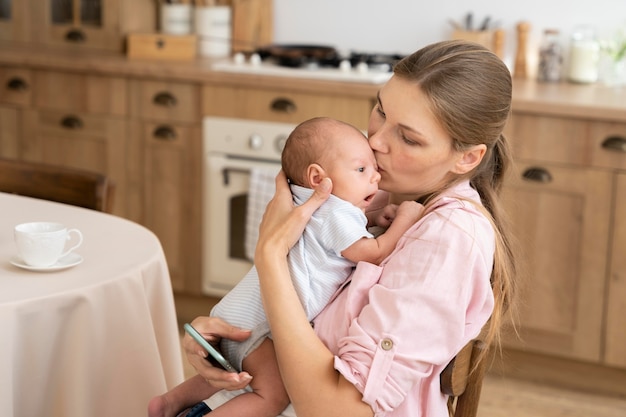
[273,0,626,69]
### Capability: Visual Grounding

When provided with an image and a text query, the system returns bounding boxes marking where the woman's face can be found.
[367,76,462,201]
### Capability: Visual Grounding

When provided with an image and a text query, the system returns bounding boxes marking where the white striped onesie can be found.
[210,184,373,371]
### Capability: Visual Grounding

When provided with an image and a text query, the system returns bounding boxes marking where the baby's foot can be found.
[147,394,182,417]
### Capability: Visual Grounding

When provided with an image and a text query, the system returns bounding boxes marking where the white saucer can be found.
[10,253,83,272]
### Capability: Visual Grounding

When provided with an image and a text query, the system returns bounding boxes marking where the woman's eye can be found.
[402,136,419,146]
[375,105,386,118]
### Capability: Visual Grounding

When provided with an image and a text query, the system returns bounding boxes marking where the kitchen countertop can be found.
[1,42,625,122]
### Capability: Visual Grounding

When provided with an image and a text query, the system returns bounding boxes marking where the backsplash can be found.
[272,0,626,69]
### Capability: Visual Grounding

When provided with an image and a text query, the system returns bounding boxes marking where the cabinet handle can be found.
[270,97,297,114]
[522,167,552,183]
[601,136,626,153]
[6,77,28,91]
[60,116,83,130]
[153,92,178,108]
[153,126,177,141]
[65,29,86,43]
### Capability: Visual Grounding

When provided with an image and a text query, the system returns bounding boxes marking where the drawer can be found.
[203,85,373,130]
[129,79,201,124]
[589,121,626,171]
[0,67,33,107]
[506,113,591,166]
[33,70,127,116]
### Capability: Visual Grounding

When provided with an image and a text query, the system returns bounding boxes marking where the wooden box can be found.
[126,33,197,61]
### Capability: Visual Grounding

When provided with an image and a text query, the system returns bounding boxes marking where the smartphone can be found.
[183,323,237,373]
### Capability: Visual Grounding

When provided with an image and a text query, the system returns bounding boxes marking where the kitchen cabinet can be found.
[203,84,374,130]
[0,67,31,158]
[502,112,626,368]
[0,0,31,42]
[13,70,130,217]
[128,79,203,293]
[1,0,154,51]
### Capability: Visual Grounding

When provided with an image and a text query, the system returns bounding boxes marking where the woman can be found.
[182,40,517,417]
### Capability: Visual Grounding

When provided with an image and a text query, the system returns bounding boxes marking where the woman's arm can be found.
[254,172,373,417]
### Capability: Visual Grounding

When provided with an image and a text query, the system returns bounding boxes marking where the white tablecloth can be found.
[0,192,184,417]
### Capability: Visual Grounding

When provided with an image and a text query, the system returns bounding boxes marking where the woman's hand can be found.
[255,171,332,259]
[183,316,253,390]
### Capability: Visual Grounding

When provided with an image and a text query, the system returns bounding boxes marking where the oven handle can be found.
[222,167,249,186]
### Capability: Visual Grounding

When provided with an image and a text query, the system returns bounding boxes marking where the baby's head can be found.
[282,117,380,210]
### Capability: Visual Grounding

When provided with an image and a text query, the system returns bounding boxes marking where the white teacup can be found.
[14,222,83,267]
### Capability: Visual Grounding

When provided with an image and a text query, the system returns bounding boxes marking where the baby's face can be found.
[323,128,380,211]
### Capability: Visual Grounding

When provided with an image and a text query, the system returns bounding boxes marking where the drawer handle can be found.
[153,92,178,108]
[270,97,296,114]
[522,167,552,183]
[601,136,626,153]
[60,116,83,130]
[65,29,86,43]
[7,77,28,91]
[153,126,177,141]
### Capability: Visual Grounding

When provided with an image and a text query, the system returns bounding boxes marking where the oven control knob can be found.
[275,134,288,153]
[249,133,263,150]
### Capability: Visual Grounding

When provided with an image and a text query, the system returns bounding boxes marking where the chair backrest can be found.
[440,339,488,417]
[0,157,115,213]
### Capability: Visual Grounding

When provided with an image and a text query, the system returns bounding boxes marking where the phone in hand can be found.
[183,323,237,373]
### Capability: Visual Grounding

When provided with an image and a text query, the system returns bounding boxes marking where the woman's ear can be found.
[307,163,327,187]
[453,144,487,174]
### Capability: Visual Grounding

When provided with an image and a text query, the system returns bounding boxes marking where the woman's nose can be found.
[368,128,386,153]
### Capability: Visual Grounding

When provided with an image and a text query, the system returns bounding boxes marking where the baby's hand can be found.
[395,200,425,224]
[373,203,399,228]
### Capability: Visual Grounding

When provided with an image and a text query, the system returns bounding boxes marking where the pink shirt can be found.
[313,180,495,417]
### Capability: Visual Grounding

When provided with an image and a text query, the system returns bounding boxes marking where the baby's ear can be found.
[307,163,327,187]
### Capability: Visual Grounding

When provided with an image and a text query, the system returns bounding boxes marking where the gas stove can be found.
[211,46,403,84]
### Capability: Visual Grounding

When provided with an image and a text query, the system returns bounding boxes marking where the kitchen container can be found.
[160,3,193,35]
[195,5,231,57]
[538,29,563,82]
[567,26,600,83]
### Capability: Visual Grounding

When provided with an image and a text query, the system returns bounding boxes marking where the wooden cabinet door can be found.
[20,109,128,216]
[501,161,612,362]
[30,0,155,52]
[0,106,19,158]
[0,0,32,42]
[133,121,202,293]
[605,173,626,368]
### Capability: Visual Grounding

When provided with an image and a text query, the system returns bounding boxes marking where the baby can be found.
[149,117,424,417]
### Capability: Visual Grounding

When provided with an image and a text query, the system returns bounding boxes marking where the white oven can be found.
[202,117,295,296]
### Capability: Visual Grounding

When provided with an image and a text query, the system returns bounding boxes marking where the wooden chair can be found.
[0,157,115,213]
[440,339,489,417]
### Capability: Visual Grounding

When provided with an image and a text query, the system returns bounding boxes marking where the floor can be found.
[178,332,626,417]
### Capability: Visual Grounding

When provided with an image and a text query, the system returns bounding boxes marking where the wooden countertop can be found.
[2,42,625,122]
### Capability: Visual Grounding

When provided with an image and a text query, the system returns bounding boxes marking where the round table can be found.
[0,192,184,416]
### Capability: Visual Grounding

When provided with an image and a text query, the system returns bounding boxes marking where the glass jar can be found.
[538,29,563,82]
[567,26,600,83]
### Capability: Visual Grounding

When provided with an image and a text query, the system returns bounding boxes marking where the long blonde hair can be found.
[394,40,518,356]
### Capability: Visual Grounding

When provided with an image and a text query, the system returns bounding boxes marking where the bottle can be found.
[538,29,563,82]
[567,26,600,83]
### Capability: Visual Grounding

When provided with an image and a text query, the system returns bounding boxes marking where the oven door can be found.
[203,153,281,296]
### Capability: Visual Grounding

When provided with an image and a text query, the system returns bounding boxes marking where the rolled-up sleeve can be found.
[317,196,495,416]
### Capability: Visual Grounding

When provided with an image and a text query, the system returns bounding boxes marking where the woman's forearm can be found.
[255,247,373,417]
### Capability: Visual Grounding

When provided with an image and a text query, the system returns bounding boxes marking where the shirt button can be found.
[381,338,393,351]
